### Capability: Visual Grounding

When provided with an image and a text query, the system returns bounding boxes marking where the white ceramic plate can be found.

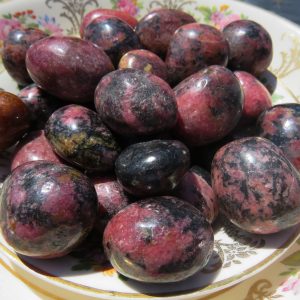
[1,0,300,299]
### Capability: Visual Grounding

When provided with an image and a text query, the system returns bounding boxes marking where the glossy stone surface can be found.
[18,83,62,130]
[0,161,98,258]
[80,8,138,37]
[118,49,168,81]
[166,23,229,85]
[212,137,300,234]
[223,20,273,75]
[174,65,244,146]
[0,91,30,151]
[136,9,196,58]
[257,104,300,171]
[10,130,63,171]
[103,197,214,282]
[95,69,177,137]
[234,71,272,124]
[26,36,114,103]
[2,28,48,86]
[115,139,190,196]
[257,70,277,95]
[45,105,120,172]
[83,16,141,66]
[174,166,218,223]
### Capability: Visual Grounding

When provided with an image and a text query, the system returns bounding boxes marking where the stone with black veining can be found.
[173,166,218,223]
[103,196,214,282]
[118,49,168,81]
[136,9,196,58]
[83,16,141,66]
[166,23,229,85]
[115,140,190,196]
[258,104,300,171]
[2,28,48,86]
[174,65,244,146]
[223,20,273,75]
[18,83,62,130]
[45,105,120,172]
[95,69,177,137]
[0,161,98,258]
[26,36,114,103]
[212,137,300,234]
[257,70,277,95]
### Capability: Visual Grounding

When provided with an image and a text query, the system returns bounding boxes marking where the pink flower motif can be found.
[218,14,241,30]
[280,277,300,295]
[0,18,22,40]
[117,0,138,17]
[211,12,224,25]
[38,15,63,36]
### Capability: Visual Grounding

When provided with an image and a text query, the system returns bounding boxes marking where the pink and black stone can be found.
[103,196,214,282]
[257,104,300,171]
[0,161,98,258]
[18,83,62,130]
[223,20,273,75]
[83,16,141,66]
[115,140,190,196]
[166,23,229,85]
[173,166,218,223]
[174,65,244,146]
[136,9,196,58]
[45,105,120,172]
[212,137,300,234]
[95,69,177,137]
[2,28,48,86]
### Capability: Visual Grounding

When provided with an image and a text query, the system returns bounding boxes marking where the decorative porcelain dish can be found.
[1,0,300,299]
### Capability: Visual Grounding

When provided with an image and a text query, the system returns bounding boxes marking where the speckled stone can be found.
[257,70,277,95]
[118,49,168,81]
[174,65,244,146]
[80,8,138,37]
[10,130,63,171]
[18,83,62,130]
[212,137,300,234]
[115,139,190,197]
[173,166,218,223]
[223,20,273,75]
[45,105,120,172]
[166,23,229,85]
[103,196,214,282]
[83,16,141,66]
[257,104,300,171]
[234,71,272,124]
[136,9,196,58]
[0,161,98,258]
[95,69,177,137]
[26,36,114,103]
[2,28,48,86]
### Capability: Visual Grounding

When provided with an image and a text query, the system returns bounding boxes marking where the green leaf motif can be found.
[272,93,284,104]
[281,250,300,266]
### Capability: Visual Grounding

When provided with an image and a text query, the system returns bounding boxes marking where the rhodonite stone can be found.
[166,23,229,85]
[95,69,177,136]
[18,83,62,130]
[211,137,300,234]
[173,166,218,223]
[223,20,273,75]
[136,9,196,58]
[80,8,138,37]
[10,130,63,171]
[115,140,190,196]
[0,161,98,258]
[257,104,300,171]
[256,70,277,95]
[118,49,168,81]
[45,105,120,172]
[2,28,48,86]
[103,197,214,282]
[26,36,114,103]
[174,65,243,146]
[83,16,141,66]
